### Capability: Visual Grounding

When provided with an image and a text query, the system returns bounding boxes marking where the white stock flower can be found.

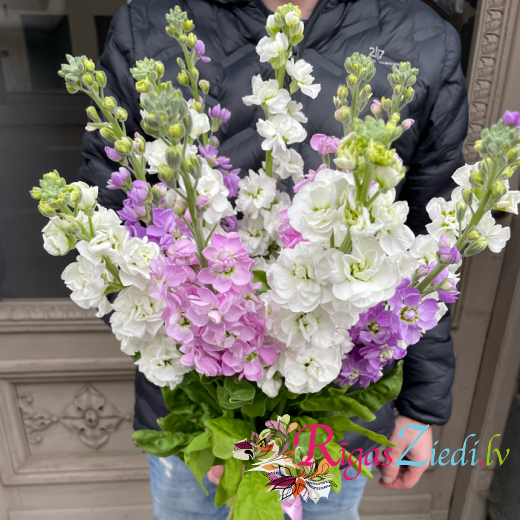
[189,108,210,139]
[279,347,341,394]
[76,219,128,265]
[286,100,307,124]
[269,305,336,352]
[262,191,291,241]
[71,181,98,211]
[286,58,321,99]
[242,76,290,115]
[285,11,300,26]
[372,194,415,255]
[273,148,304,181]
[256,33,289,63]
[196,165,235,224]
[494,190,520,214]
[236,169,277,219]
[374,165,404,191]
[62,256,112,317]
[267,242,333,313]
[43,218,78,256]
[477,213,511,253]
[256,114,307,158]
[426,198,465,242]
[409,234,438,266]
[144,139,168,174]
[330,237,400,311]
[110,285,166,339]
[237,215,271,257]
[136,335,188,390]
[118,236,160,290]
[288,168,348,242]
[258,363,283,398]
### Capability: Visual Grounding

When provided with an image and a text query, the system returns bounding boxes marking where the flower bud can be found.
[169,124,184,139]
[133,134,146,153]
[390,113,401,123]
[492,181,507,200]
[103,96,117,112]
[198,79,210,94]
[177,57,186,70]
[178,34,188,46]
[95,70,107,88]
[462,188,473,205]
[84,59,95,72]
[86,106,100,122]
[405,86,415,102]
[114,137,133,154]
[165,145,183,170]
[152,183,168,202]
[30,187,43,200]
[158,164,175,184]
[66,84,80,94]
[196,195,211,211]
[346,74,358,88]
[467,229,481,241]
[100,127,118,143]
[184,20,194,31]
[370,100,382,119]
[116,107,128,122]
[337,85,349,100]
[182,155,202,178]
[174,198,188,216]
[464,237,488,257]
[38,200,57,217]
[156,62,165,78]
[190,67,199,82]
[177,70,189,86]
[334,106,351,123]
[470,170,484,187]
[67,185,82,204]
[456,201,466,223]
[401,119,415,131]
[82,74,94,86]
[135,79,149,93]
[208,136,220,147]
[187,33,198,48]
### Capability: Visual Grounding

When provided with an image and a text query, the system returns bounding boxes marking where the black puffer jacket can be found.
[80,0,466,449]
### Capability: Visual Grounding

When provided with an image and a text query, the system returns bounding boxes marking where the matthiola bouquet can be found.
[31,4,520,519]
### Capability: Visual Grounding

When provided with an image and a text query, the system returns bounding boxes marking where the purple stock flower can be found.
[128,180,150,205]
[104,146,122,162]
[388,281,440,345]
[337,349,378,388]
[433,269,460,303]
[191,40,211,63]
[198,145,230,168]
[146,208,176,237]
[118,198,147,222]
[124,220,147,238]
[222,168,240,197]
[438,234,461,264]
[107,167,131,190]
[350,303,395,346]
[209,104,231,123]
[220,215,238,232]
[503,110,520,127]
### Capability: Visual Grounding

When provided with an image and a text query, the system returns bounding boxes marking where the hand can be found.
[379,414,432,489]
[207,465,224,485]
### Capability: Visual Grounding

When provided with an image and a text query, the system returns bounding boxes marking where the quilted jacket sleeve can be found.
[77,5,140,212]
[395,23,467,426]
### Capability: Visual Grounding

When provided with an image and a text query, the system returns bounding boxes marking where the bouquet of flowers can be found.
[30,4,520,519]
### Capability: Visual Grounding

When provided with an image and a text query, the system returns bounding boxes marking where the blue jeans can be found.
[147,454,372,520]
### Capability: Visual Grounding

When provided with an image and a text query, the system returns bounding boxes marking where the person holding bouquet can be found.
[74,0,468,518]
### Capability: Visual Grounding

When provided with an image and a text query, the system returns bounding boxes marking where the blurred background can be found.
[0,0,519,519]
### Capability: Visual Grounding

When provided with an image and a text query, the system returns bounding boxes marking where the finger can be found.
[207,465,224,485]
[380,465,424,490]
[379,447,401,485]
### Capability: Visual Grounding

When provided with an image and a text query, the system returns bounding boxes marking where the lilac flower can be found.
[336,348,377,388]
[310,133,340,156]
[118,198,147,222]
[433,269,460,303]
[220,215,238,232]
[104,146,122,162]
[438,234,461,264]
[209,104,231,123]
[293,164,327,193]
[222,168,240,197]
[350,303,394,346]
[149,255,191,300]
[503,110,520,127]
[128,180,151,206]
[167,238,199,266]
[124,220,147,238]
[388,282,440,345]
[278,209,304,248]
[191,40,211,63]
[107,167,131,190]
[146,208,176,237]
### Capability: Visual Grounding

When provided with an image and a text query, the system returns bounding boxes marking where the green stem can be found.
[357,164,373,204]
[274,395,288,417]
[265,150,273,177]
[225,495,237,520]
[338,229,352,254]
[366,190,381,209]
[102,255,123,286]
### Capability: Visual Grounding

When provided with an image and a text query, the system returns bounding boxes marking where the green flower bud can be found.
[174,198,188,216]
[456,201,466,223]
[462,188,473,204]
[152,183,168,202]
[334,106,351,123]
[100,127,118,143]
[114,137,133,154]
[390,113,401,123]
[187,33,198,48]
[177,57,187,70]
[158,164,175,184]
[102,96,117,112]
[177,70,189,86]
[467,229,481,241]
[165,145,183,170]
[67,185,82,203]
[82,74,94,86]
[405,87,415,103]
[135,79,149,93]
[190,67,199,82]
[492,181,507,200]
[337,84,349,100]
[86,106,100,122]
[39,201,57,217]
[198,79,210,94]
[346,74,358,88]
[66,84,80,94]
[470,170,484,187]
[30,187,43,200]
[84,59,95,72]
[156,62,165,78]
[116,107,128,122]
[95,70,107,88]
[169,124,184,139]
[134,135,146,153]
[182,155,202,178]
[184,20,194,32]
[464,237,488,257]
[178,34,188,46]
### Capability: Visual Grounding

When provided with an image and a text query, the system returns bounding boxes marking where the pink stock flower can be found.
[503,110,520,127]
[149,255,194,300]
[198,233,254,292]
[162,286,198,343]
[146,208,176,237]
[222,340,278,382]
[167,238,199,266]
[293,163,327,193]
[278,209,304,248]
[310,133,340,156]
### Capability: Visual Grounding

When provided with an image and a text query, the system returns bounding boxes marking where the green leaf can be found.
[131,429,194,457]
[252,270,270,294]
[217,376,256,410]
[215,481,230,508]
[157,412,202,434]
[185,447,215,495]
[347,361,403,412]
[242,388,268,418]
[298,393,376,422]
[325,441,343,494]
[205,416,254,460]
[327,441,373,480]
[234,471,284,520]
[220,456,242,497]
[185,430,213,453]
[179,372,222,412]
[321,416,395,447]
